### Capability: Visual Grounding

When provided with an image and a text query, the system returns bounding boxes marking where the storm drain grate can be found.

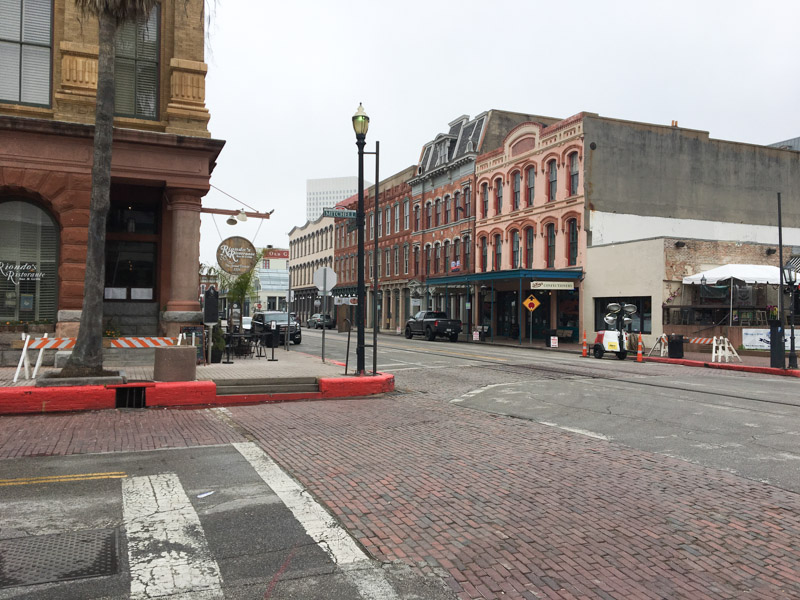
[0,528,118,589]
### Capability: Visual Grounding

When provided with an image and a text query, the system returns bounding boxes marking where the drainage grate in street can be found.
[0,528,118,589]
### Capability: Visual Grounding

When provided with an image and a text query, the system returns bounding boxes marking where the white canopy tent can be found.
[682,264,781,327]
[682,264,781,286]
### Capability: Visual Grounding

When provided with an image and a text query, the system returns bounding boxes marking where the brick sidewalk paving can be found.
[229,397,800,600]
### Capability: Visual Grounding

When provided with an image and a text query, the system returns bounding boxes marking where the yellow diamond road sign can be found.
[523,294,541,312]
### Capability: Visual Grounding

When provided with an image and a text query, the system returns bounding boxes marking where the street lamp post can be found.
[784,265,798,370]
[353,103,369,375]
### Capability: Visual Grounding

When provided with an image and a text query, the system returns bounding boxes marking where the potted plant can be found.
[210,325,225,363]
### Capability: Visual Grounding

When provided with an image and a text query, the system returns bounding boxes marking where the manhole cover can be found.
[0,529,118,589]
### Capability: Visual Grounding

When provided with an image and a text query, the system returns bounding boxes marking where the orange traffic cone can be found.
[637,332,643,363]
[582,330,588,357]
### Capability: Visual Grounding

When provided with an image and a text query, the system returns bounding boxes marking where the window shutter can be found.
[21,44,49,104]
[0,2,22,40]
[114,57,136,115]
[0,42,21,102]
[22,0,50,44]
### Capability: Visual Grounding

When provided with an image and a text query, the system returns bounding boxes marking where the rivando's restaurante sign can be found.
[216,237,257,275]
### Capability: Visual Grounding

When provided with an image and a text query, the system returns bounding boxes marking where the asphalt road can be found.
[302,328,800,494]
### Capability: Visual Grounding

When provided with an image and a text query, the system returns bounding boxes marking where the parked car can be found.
[251,311,302,344]
[307,313,335,329]
[405,311,462,342]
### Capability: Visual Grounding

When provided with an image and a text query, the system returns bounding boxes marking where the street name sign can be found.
[322,208,357,219]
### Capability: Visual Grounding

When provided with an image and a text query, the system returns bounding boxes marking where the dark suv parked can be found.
[252,311,302,344]
[306,313,335,329]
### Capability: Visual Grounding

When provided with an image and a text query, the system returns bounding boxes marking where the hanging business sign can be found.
[216,237,257,275]
[530,281,574,290]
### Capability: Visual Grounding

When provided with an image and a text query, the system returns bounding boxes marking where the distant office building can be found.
[306,176,370,221]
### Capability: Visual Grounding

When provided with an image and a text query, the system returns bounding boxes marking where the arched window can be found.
[426,203,432,229]
[494,178,503,214]
[547,160,557,202]
[568,152,579,196]
[546,223,556,267]
[435,199,441,227]
[425,246,431,275]
[385,206,391,235]
[414,205,420,231]
[443,240,450,272]
[512,230,520,268]
[493,234,502,270]
[453,192,460,221]
[463,234,471,270]
[526,167,535,207]
[0,199,58,323]
[512,172,521,210]
[434,243,441,274]
[525,227,534,268]
[480,237,488,271]
[464,187,471,218]
[414,246,420,275]
[444,196,451,225]
[453,239,461,271]
[404,200,410,230]
[481,182,489,218]
[568,218,578,266]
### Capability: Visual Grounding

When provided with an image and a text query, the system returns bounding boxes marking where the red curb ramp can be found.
[645,356,800,377]
[0,373,395,415]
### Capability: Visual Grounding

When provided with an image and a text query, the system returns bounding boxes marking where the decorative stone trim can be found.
[160,311,203,323]
[57,310,82,322]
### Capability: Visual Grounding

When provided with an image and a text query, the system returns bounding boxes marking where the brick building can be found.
[289,217,334,324]
[0,0,223,338]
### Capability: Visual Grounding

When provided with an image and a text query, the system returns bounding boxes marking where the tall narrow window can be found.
[495,179,503,214]
[414,205,420,231]
[512,231,520,268]
[443,240,450,273]
[453,192,460,221]
[464,235,471,270]
[378,210,383,237]
[525,227,534,268]
[526,167,535,206]
[425,246,431,275]
[568,218,578,266]
[403,245,409,274]
[481,183,489,218]
[426,203,432,229]
[444,196,451,225]
[453,239,461,271]
[369,214,374,240]
[480,237,487,271]
[568,152,579,196]
[115,6,160,119]
[0,0,52,106]
[435,199,441,227]
[546,223,555,267]
[464,187,471,217]
[493,234,502,270]
[403,200,409,230]
[414,247,419,275]
[434,244,440,274]
[394,204,400,233]
[513,172,520,210]
[547,160,557,202]
[385,248,391,276]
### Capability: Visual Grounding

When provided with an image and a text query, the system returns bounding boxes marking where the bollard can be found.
[581,330,588,357]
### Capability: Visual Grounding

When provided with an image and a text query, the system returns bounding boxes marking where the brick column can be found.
[162,188,203,336]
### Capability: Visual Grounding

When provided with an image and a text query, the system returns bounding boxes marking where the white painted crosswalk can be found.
[122,473,224,599]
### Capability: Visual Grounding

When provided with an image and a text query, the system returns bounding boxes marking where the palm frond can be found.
[74,0,158,22]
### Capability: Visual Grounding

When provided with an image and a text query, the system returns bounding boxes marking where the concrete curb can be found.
[0,373,395,415]
[645,356,800,377]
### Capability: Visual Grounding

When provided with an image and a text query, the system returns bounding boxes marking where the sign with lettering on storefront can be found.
[216,237,257,275]
[0,262,46,285]
[530,281,574,290]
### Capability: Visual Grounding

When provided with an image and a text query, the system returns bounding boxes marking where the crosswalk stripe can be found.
[122,473,223,599]
[234,442,399,600]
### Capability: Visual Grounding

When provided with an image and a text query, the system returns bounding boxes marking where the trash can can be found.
[769,321,784,368]
[667,334,684,359]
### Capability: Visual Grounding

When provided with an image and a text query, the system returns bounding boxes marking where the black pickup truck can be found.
[404,311,462,342]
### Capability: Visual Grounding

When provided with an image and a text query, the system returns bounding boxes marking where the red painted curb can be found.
[645,356,800,377]
[0,373,396,415]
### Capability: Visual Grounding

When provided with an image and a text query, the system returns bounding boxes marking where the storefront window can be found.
[0,199,57,323]
[594,296,652,334]
[105,241,156,301]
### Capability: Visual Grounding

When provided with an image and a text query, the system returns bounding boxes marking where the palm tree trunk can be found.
[61,11,116,376]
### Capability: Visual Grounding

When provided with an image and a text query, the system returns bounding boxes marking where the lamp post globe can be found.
[353,103,369,375]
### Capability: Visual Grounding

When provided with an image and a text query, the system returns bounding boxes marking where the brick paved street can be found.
[2,377,800,598]
[229,394,800,600]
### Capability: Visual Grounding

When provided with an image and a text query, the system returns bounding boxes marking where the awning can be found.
[682,264,781,285]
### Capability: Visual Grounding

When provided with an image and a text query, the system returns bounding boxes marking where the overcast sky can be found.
[198,0,800,266]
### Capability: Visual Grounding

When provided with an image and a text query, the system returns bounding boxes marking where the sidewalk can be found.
[0,347,394,415]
